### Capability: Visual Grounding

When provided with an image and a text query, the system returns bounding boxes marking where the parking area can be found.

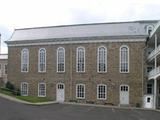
[0,97,160,120]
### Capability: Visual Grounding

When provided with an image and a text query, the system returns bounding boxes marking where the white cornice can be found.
[7,39,146,47]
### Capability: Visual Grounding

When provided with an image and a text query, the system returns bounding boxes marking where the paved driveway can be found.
[0,97,160,120]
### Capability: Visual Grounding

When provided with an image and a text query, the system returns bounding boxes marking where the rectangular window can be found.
[76,84,85,99]
[21,82,28,96]
[97,85,107,100]
[147,83,153,94]
[147,67,153,73]
[38,83,46,97]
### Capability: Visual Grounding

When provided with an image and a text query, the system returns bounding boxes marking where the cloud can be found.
[0,0,160,54]
[0,25,12,53]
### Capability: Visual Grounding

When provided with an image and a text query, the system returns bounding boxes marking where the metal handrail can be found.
[148,44,160,59]
[148,66,160,79]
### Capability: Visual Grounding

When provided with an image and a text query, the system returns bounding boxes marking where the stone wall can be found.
[8,40,146,106]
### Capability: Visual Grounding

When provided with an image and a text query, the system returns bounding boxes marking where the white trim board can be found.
[7,39,146,47]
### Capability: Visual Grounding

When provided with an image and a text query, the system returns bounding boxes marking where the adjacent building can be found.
[5,20,160,109]
[0,54,8,87]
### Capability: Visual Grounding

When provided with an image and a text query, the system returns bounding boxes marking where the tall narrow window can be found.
[4,64,7,74]
[147,83,153,94]
[57,47,65,72]
[76,47,85,72]
[38,48,46,72]
[76,84,85,99]
[21,82,28,96]
[97,84,107,100]
[120,46,129,73]
[97,46,107,72]
[21,48,29,72]
[38,83,46,97]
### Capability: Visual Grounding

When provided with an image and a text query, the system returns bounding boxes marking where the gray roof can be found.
[9,20,158,42]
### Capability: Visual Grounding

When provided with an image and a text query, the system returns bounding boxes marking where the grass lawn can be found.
[0,88,53,103]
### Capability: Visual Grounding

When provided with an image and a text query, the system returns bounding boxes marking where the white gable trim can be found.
[7,39,146,47]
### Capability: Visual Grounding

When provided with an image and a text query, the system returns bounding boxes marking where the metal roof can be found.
[8,20,158,42]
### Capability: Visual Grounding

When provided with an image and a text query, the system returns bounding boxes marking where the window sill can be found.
[38,71,46,73]
[97,71,107,73]
[76,97,85,100]
[57,71,65,74]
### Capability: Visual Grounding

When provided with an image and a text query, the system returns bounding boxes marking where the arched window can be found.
[146,25,154,35]
[120,46,129,73]
[97,84,107,100]
[21,48,29,72]
[76,47,85,72]
[97,46,107,72]
[57,47,65,72]
[76,84,85,99]
[38,48,46,72]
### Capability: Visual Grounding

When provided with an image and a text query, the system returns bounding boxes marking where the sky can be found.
[0,0,160,53]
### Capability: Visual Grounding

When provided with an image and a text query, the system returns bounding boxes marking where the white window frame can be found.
[21,82,28,96]
[97,46,107,73]
[146,25,154,35]
[97,84,107,100]
[21,48,29,72]
[120,84,129,92]
[38,48,46,72]
[119,45,129,73]
[76,84,85,99]
[57,47,65,72]
[38,83,46,97]
[76,47,85,72]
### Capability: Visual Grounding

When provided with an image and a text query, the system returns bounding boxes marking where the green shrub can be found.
[13,89,21,96]
[5,81,15,90]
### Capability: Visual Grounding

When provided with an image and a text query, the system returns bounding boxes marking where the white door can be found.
[120,85,129,105]
[56,83,65,102]
[144,96,153,108]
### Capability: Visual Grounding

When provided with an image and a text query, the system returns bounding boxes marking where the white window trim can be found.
[146,25,154,34]
[57,47,65,73]
[38,83,46,97]
[76,84,85,99]
[120,84,129,92]
[76,46,85,73]
[97,84,107,100]
[119,45,129,73]
[21,82,28,96]
[38,48,46,73]
[57,83,65,89]
[97,46,107,73]
[21,48,29,73]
